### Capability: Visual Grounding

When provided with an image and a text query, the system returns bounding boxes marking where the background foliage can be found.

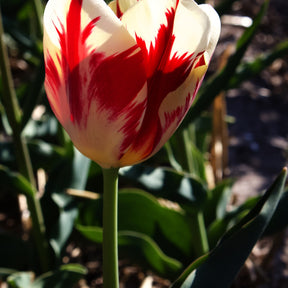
[0,0,288,287]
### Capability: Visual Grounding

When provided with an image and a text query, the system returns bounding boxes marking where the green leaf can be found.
[75,224,182,278]
[7,272,34,288]
[263,188,288,236]
[43,148,91,260]
[181,0,270,126]
[2,17,37,52]
[171,126,207,181]
[188,142,207,181]
[193,115,213,154]
[118,231,182,278]
[0,141,15,167]
[23,117,59,139]
[228,40,288,89]
[28,140,66,171]
[75,224,103,243]
[207,196,259,248]
[171,168,287,288]
[119,165,207,209]
[0,164,36,197]
[118,189,194,259]
[31,264,86,288]
[164,141,183,172]
[0,268,18,277]
[203,179,234,227]
[77,188,194,261]
[7,265,86,288]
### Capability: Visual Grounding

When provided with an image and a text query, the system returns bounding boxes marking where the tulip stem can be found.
[102,167,120,288]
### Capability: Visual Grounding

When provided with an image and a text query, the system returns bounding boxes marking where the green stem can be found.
[0,10,50,272]
[102,167,120,288]
[0,11,22,131]
[26,188,50,272]
[182,126,209,256]
[191,211,209,257]
[183,129,195,173]
[31,0,43,36]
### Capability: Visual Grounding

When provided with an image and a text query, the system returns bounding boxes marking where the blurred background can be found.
[0,0,288,287]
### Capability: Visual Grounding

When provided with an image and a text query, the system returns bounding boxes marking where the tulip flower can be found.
[43,0,220,168]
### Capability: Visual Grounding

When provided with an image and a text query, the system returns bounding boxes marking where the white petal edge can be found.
[121,0,176,49]
[43,0,138,59]
[170,0,220,61]
[199,3,221,57]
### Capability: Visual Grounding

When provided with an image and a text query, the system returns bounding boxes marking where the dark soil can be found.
[225,0,288,201]
[222,0,288,287]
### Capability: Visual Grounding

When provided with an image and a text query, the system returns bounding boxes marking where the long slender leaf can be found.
[227,40,288,89]
[171,168,287,288]
[263,188,288,236]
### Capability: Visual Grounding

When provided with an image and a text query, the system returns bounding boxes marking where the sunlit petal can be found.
[121,0,176,77]
[109,0,139,17]
[44,0,148,168]
[44,0,220,168]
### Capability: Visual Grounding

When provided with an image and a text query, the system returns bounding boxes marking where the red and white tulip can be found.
[43,0,220,168]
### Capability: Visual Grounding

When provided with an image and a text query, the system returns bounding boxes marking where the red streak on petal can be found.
[194,52,206,68]
[45,53,62,115]
[46,0,148,163]
[118,99,147,157]
[126,7,206,161]
[45,0,207,165]
[86,45,145,122]
[136,7,176,78]
[52,0,102,124]
[66,0,82,70]
[128,54,194,160]
[82,17,100,44]
[116,0,123,18]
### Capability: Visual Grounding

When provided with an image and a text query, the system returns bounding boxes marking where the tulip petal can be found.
[168,0,221,65]
[121,0,177,78]
[154,1,221,153]
[44,0,148,168]
[198,3,222,58]
[119,0,220,166]
[109,0,139,17]
[44,0,220,168]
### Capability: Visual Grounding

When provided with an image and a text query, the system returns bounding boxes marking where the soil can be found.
[224,0,288,202]
[220,0,288,287]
